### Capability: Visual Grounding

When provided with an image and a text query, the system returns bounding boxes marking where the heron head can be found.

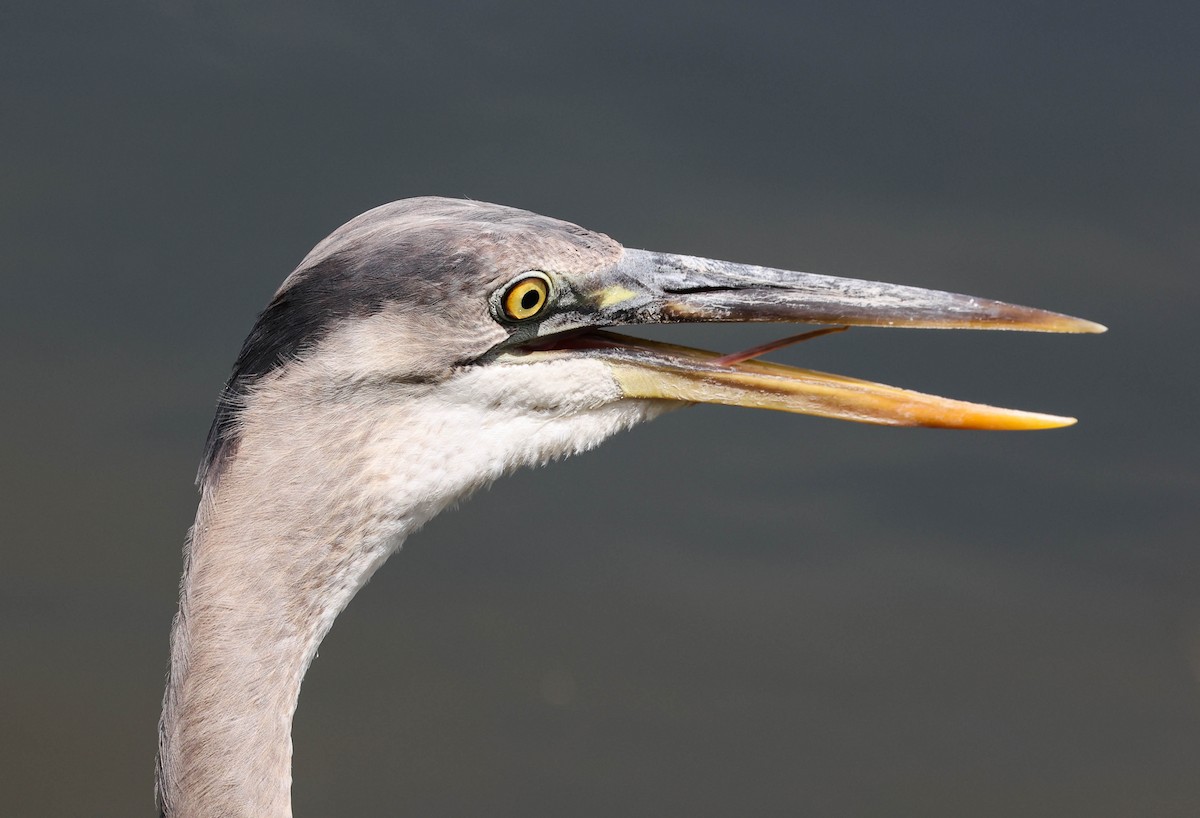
[201,197,1103,488]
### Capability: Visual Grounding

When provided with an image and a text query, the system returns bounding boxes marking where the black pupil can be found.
[520,288,541,311]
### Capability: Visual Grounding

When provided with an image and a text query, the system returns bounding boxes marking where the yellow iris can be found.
[502,274,551,320]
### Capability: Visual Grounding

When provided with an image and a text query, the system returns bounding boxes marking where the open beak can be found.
[526,249,1105,429]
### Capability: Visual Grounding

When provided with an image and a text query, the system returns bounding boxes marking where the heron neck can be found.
[157,486,402,818]
[155,366,663,817]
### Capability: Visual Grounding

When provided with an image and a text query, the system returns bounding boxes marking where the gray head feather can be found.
[199,197,621,486]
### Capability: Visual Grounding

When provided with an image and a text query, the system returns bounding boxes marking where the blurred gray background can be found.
[2,1,1197,815]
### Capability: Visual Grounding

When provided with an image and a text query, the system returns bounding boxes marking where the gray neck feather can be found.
[155,344,658,817]
[157,378,428,818]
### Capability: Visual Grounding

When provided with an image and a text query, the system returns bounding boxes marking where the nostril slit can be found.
[660,284,749,295]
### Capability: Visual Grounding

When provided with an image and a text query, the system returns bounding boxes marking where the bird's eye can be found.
[501,273,552,321]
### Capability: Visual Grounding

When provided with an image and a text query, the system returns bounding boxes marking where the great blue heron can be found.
[156,197,1103,817]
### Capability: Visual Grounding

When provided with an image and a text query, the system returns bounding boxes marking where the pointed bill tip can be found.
[921,406,1078,431]
[1031,314,1106,334]
[904,302,1107,334]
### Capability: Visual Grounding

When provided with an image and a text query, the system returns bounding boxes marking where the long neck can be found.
[156,476,404,817]
[155,389,426,818]
[155,361,661,817]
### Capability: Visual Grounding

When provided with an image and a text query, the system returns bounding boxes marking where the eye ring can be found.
[500,272,553,321]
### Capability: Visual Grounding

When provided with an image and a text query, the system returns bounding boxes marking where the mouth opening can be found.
[517,325,848,371]
[508,326,1079,431]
